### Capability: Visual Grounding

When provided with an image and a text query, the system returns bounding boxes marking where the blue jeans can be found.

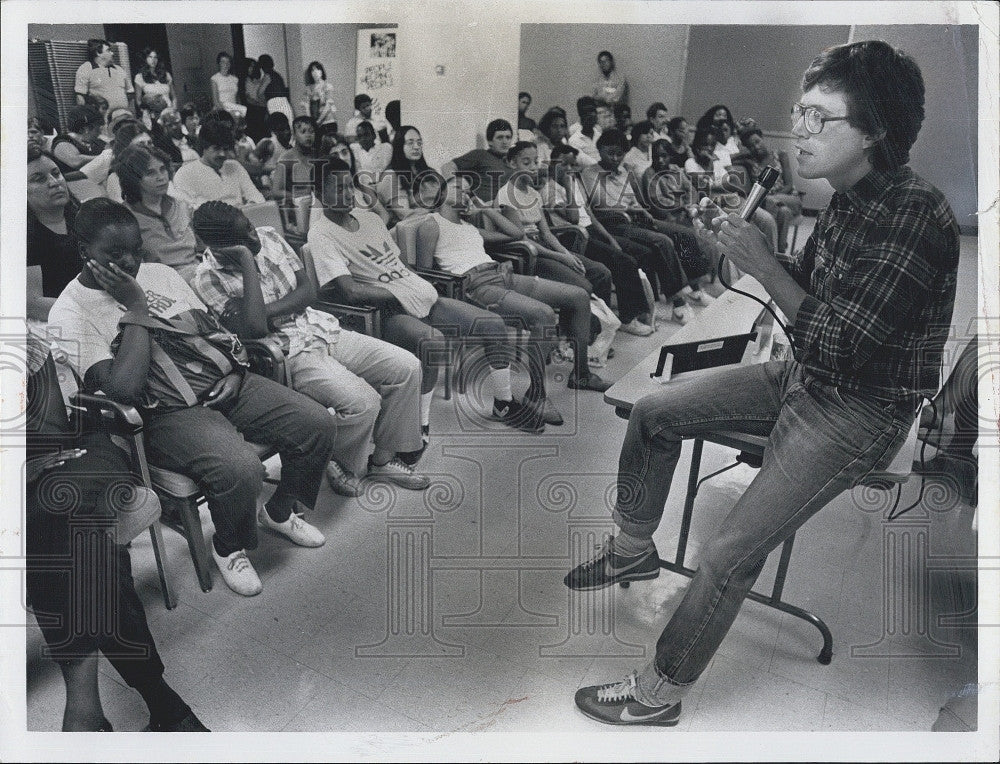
[615,359,914,700]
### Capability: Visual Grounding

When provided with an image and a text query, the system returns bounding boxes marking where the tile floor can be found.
[24,224,982,740]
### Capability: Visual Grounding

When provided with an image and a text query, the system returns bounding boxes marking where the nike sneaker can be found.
[563,535,660,590]
[575,671,681,726]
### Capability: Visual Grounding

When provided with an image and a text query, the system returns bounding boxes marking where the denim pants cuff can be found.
[635,659,693,706]
[611,507,660,540]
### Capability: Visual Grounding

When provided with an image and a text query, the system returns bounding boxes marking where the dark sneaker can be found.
[567,372,612,392]
[397,425,430,467]
[563,535,659,590]
[144,710,210,732]
[530,398,564,426]
[575,672,681,727]
[491,398,545,433]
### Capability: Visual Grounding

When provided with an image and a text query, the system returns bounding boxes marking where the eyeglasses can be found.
[404,139,423,147]
[790,103,849,135]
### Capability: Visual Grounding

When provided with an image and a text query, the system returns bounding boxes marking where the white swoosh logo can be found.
[619,704,670,722]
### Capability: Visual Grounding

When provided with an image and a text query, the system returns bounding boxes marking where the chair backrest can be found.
[67,177,107,203]
[242,200,284,231]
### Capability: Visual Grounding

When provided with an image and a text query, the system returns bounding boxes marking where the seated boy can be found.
[190,201,429,490]
[580,129,711,325]
[442,119,514,203]
[49,198,337,596]
[495,142,617,351]
[307,157,550,432]
[412,172,602,408]
[173,120,265,210]
[542,144,654,336]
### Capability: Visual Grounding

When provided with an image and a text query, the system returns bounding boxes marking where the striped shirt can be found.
[788,166,959,405]
[191,226,340,358]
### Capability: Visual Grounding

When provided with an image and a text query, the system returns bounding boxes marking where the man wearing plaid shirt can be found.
[189,202,430,494]
[569,41,960,727]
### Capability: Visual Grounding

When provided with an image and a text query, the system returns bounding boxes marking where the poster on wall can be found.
[355,28,399,128]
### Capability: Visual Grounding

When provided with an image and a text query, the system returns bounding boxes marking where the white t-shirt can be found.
[173,159,265,209]
[428,213,493,275]
[307,208,439,319]
[567,131,600,166]
[48,263,207,378]
[495,181,544,236]
[623,146,652,178]
[685,156,727,182]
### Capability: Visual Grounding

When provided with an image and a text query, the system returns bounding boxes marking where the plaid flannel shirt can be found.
[787,166,959,406]
[191,226,340,358]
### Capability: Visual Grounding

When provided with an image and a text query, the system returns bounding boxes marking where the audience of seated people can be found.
[543,144,655,337]
[309,157,564,432]
[26,43,842,730]
[581,129,711,325]
[48,198,338,597]
[734,118,802,254]
[412,171,596,419]
[189,201,430,491]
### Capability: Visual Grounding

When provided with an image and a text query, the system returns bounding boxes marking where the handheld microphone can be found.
[739,165,780,221]
[718,164,795,352]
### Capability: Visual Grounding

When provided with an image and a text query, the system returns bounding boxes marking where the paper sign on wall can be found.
[356,28,399,127]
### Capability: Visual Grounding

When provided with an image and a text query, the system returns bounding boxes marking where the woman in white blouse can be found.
[300,61,338,134]
[210,52,246,117]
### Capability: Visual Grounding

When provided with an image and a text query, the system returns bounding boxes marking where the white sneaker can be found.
[366,457,431,490]
[672,304,693,325]
[211,546,263,596]
[257,504,326,547]
[619,318,654,336]
[326,461,363,497]
[685,288,713,306]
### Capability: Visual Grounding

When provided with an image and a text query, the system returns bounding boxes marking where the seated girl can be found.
[116,144,201,282]
[376,125,435,226]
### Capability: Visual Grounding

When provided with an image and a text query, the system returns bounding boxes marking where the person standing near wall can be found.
[593,50,628,108]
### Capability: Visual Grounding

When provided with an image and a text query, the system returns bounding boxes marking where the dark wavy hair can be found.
[387,125,430,191]
[630,120,654,149]
[305,60,327,85]
[116,144,174,204]
[139,47,170,84]
[801,39,924,171]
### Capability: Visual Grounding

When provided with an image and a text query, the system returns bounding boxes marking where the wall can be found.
[852,24,979,231]
[165,24,234,108]
[27,23,105,42]
[299,24,397,132]
[519,24,688,120]
[403,10,520,169]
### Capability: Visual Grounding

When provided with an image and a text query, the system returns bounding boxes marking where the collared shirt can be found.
[191,226,340,358]
[126,195,199,280]
[74,60,133,111]
[789,165,959,405]
[173,159,265,209]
